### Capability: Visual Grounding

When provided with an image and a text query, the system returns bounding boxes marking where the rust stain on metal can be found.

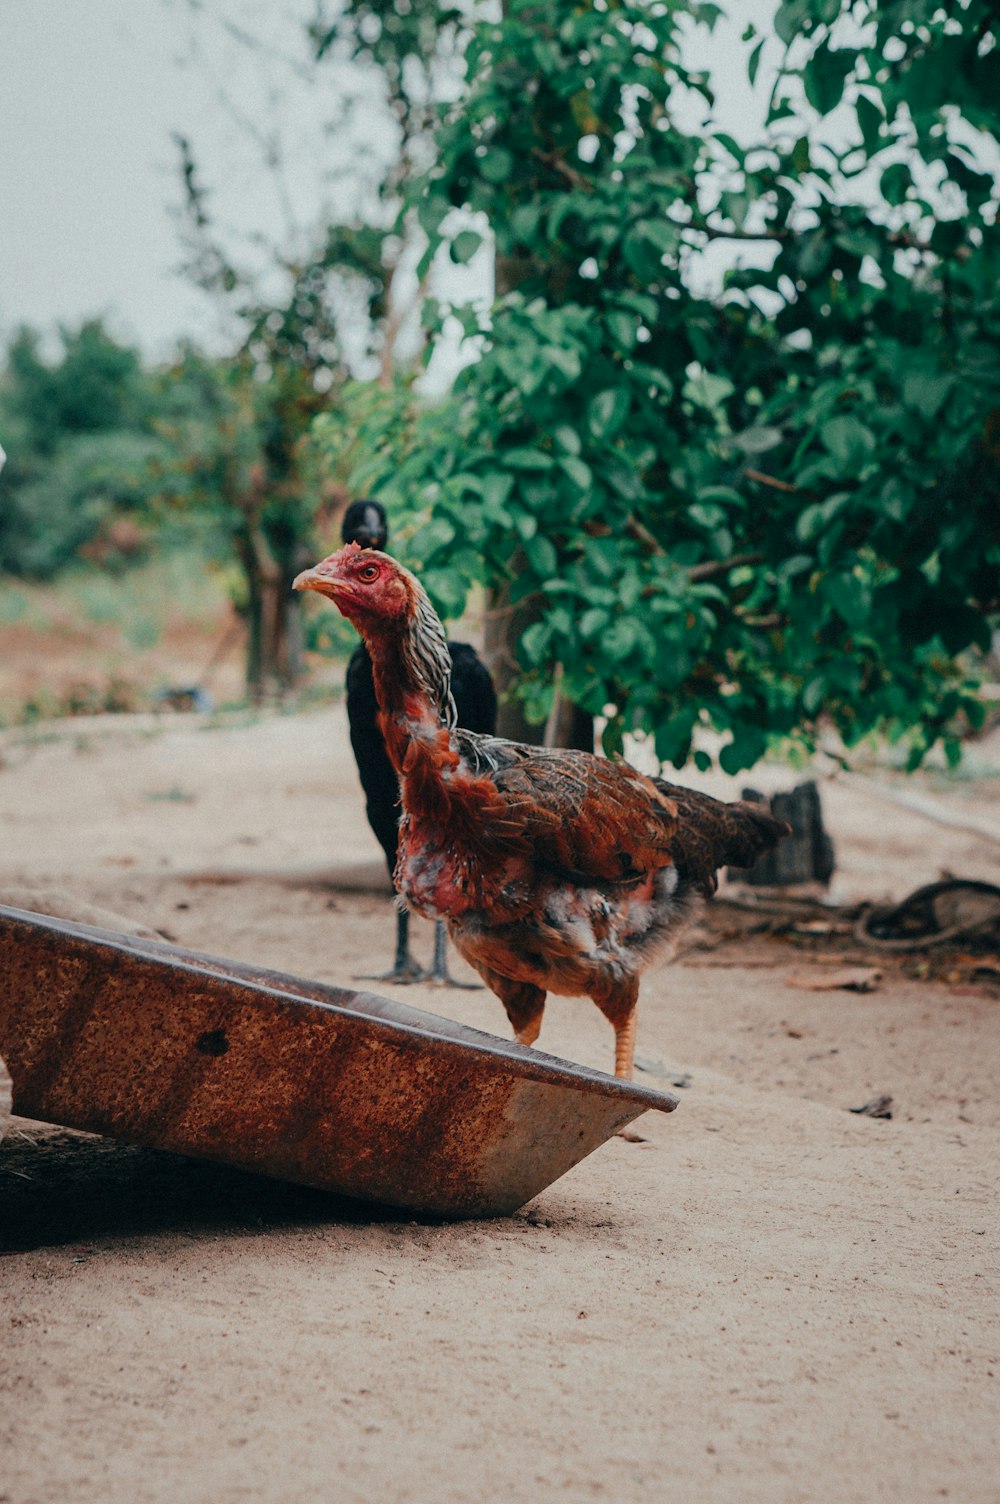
[0,906,677,1218]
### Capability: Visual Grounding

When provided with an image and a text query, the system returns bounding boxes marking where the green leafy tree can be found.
[0,321,162,578]
[319,0,997,771]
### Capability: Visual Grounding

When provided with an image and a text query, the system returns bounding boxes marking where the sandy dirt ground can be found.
[1,705,998,1504]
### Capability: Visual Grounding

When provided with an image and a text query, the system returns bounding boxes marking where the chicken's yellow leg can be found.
[614,1010,638,1080]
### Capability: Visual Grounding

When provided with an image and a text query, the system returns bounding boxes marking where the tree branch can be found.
[688,552,763,582]
[744,468,798,493]
[686,216,790,243]
[624,515,665,554]
[530,147,592,192]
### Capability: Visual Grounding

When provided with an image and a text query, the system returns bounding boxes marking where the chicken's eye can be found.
[358,563,380,582]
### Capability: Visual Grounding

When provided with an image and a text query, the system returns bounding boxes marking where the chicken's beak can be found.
[293,565,340,600]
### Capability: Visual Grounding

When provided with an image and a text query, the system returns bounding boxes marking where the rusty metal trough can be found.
[0,906,677,1219]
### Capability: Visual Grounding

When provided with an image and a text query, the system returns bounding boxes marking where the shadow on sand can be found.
[0,1126,416,1253]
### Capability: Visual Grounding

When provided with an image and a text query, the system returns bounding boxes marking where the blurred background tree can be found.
[317,0,998,770]
[0,320,165,579]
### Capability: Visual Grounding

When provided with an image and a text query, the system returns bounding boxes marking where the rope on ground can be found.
[853,879,1000,952]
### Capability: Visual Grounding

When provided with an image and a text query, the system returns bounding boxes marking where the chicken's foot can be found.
[356,907,428,986]
[358,912,482,989]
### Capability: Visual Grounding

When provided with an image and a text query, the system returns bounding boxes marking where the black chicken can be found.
[341,499,498,984]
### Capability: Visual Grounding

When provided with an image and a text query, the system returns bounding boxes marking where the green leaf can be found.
[695,485,745,507]
[503,447,554,470]
[635,218,681,255]
[481,470,514,512]
[630,365,675,399]
[774,555,813,585]
[588,388,630,441]
[480,147,514,183]
[796,228,830,279]
[856,92,883,151]
[558,454,594,492]
[602,717,626,759]
[553,424,582,455]
[880,163,912,207]
[719,724,768,774]
[614,292,659,323]
[526,534,558,578]
[624,233,666,283]
[688,502,726,531]
[423,569,468,619]
[774,0,812,46]
[795,493,850,544]
[803,44,854,116]
[654,715,694,768]
[715,133,745,165]
[509,203,540,241]
[683,369,735,411]
[542,344,582,381]
[450,230,483,265]
[520,620,550,665]
[580,607,610,638]
[605,310,636,352]
[820,416,876,472]
[902,371,955,421]
[731,425,782,455]
[604,619,639,658]
[803,676,827,715]
[830,572,872,627]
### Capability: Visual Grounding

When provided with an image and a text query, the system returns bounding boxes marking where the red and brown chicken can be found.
[295,544,788,1078]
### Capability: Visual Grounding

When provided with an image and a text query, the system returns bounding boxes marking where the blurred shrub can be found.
[0,430,164,578]
[0,319,167,579]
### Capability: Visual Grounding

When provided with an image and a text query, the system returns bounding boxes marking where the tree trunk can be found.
[544,671,595,752]
[237,528,303,704]
[483,578,541,743]
[493,238,592,749]
[484,580,593,750]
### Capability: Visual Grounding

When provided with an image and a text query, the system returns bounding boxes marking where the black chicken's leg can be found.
[357,910,481,988]
[425,920,482,990]
[357,906,426,985]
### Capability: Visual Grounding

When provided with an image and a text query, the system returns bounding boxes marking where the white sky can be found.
[0,0,778,365]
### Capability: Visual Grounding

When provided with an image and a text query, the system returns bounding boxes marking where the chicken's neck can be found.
[364,588,458,777]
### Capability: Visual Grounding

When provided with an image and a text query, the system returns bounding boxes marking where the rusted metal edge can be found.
[0,906,678,1115]
[0,905,677,1217]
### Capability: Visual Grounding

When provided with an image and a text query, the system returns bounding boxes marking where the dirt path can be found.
[1,708,998,1503]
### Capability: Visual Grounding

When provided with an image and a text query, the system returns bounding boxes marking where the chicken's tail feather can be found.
[654,781,791,896]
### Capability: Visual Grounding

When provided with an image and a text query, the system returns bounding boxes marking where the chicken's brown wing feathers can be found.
[442,733,785,894]
[455,746,678,885]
